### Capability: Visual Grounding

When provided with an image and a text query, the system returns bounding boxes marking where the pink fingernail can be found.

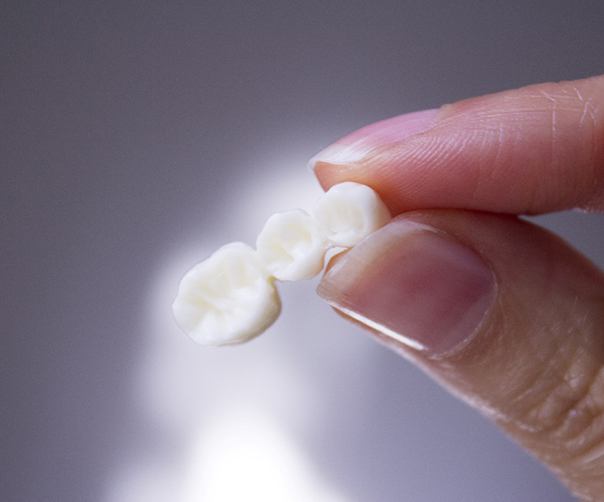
[308,109,439,170]
[317,219,496,355]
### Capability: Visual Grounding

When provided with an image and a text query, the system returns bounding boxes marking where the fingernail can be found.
[317,220,495,355]
[308,108,439,171]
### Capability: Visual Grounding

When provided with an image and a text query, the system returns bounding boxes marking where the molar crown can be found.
[256,209,327,281]
[313,181,391,247]
[172,242,281,346]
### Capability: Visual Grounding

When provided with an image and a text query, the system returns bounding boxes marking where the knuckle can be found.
[519,347,604,460]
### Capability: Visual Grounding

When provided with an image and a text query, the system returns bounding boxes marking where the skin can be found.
[311,75,604,500]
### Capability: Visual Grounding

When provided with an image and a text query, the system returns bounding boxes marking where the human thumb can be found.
[318,210,604,500]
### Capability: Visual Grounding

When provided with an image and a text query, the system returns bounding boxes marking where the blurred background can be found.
[3,1,604,500]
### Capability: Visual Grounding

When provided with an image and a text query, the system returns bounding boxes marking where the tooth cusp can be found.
[313,181,391,247]
[256,209,328,281]
[172,242,281,346]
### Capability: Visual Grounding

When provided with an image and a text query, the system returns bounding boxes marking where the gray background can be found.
[3,1,604,501]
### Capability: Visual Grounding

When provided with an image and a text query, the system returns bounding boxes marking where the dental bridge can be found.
[172,182,391,345]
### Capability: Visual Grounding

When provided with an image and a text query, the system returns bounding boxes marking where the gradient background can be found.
[3,1,604,501]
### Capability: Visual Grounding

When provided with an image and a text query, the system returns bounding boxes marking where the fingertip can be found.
[308,76,604,214]
[309,109,440,190]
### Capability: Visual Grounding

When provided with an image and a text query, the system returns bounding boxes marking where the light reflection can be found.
[105,166,347,502]
[182,408,344,502]
[106,407,345,502]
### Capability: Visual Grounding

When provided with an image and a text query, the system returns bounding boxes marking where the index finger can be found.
[310,75,604,215]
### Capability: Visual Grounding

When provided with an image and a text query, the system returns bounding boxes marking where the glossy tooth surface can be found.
[172,242,281,345]
[313,181,391,247]
[256,209,328,281]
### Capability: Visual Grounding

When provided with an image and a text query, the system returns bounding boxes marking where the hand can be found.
[311,75,604,500]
